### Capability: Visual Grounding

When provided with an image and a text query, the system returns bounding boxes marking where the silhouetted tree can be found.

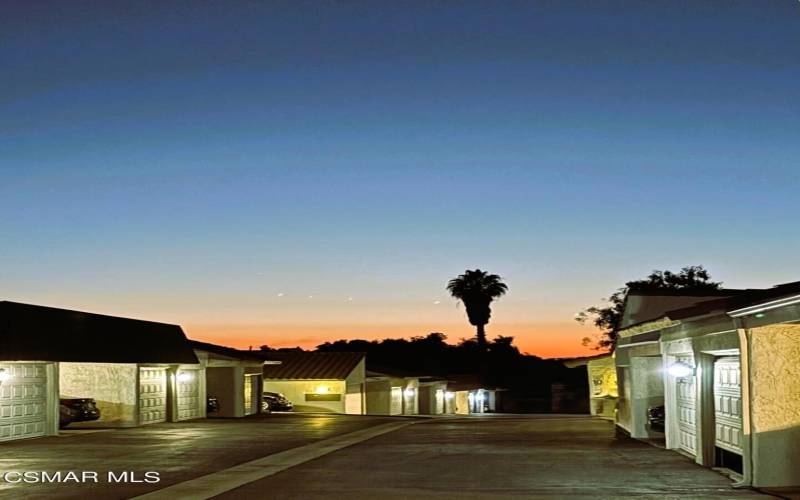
[447,269,508,350]
[577,265,722,350]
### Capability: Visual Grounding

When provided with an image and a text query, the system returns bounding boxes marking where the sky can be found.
[2,1,799,358]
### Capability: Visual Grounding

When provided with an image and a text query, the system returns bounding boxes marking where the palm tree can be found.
[447,269,508,349]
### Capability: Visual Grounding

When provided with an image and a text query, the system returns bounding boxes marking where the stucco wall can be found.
[749,323,800,487]
[265,380,346,413]
[366,379,391,415]
[455,391,470,414]
[419,382,447,415]
[616,367,632,433]
[59,363,137,427]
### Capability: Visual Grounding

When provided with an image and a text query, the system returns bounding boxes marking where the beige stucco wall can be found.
[748,323,800,487]
[455,391,470,415]
[59,363,138,427]
[265,380,346,413]
[587,356,618,419]
[366,379,391,415]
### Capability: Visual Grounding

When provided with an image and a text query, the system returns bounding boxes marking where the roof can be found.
[262,351,364,380]
[190,340,265,363]
[668,281,800,321]
[561,352,613,368]
[619,289,746,330]
[0,301,198,364]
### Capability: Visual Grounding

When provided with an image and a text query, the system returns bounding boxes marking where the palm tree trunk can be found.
[476,323,487,350]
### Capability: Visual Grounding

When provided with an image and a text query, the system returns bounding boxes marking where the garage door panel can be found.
[714,357,742,455]
[675,356,697,456]
[0,363,49,442]
[177,371,201,421]
[390,387,402,415]
[139,368,167,424]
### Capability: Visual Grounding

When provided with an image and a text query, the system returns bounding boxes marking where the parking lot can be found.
[0,413,397,499]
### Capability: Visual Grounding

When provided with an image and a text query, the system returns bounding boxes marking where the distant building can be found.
[260,351,366,414]
[563,353,617,419]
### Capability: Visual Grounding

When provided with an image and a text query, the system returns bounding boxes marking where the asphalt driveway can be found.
[0,414,775,499]
[218,415,769,499]
[0,413,396,499]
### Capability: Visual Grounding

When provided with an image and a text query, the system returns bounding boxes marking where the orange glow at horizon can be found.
[185,320,602,359]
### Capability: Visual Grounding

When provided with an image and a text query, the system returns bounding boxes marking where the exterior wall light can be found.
[315,385,330,394]
[0,369,9,382]
[667,361,694,378]
[467,393,475,403]
[177,371,193,383]
[404,388,415,398]
[444,391,455,400]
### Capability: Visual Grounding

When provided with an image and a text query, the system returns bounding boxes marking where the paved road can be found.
[0,413,395,499]
[217,415,768,499]
[0,414,772,499]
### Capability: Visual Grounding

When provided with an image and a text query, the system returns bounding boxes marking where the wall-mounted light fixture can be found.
[667,361,694,378]
[404,388,415,398]
[0,369,9,382]
[444,391,455,401]
[314,385,330,394]
[177,371,193,383]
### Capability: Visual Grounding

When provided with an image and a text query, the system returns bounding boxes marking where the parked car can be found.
[59,404,76,429]
[59,398,100,428]
[263,392,293,412]
[647,405,665,432]
[207,396,220,413]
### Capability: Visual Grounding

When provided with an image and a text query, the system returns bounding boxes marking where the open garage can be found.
[0,301,201,436]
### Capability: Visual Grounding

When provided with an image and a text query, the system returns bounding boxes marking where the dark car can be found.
[263,392,293,412]
[207,396,220,413]
[59,398,100,428]
[59,404,76,429]
[647,405,665,433]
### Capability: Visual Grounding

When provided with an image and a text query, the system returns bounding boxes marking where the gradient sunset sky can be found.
[2,1,799,358]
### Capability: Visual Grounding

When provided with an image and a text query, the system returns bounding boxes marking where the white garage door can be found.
[177,370,202,421]
[390,387,402,415]
[714,357,743,455]
[243,375,256,415]
[0,363,49,442]
[139,368,167,424]
[675,355,697,456]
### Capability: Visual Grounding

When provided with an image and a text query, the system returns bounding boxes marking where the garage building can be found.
[0,301,201,440]
[191,340,271,417]
[262,352,365,414]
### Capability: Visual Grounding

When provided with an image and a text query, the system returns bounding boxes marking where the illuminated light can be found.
[315,385,330,394]
[177,371,193,383]
[0,369,9,382]
[754,313,766,318]
[467,393,475,403]
[668,361,694,378]
[445,391,455,400]
[404,388,415,398]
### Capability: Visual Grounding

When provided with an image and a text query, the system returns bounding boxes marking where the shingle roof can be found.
[263,351,364,380]
[667,281,800,320]
[0,301,198,364]
[619,289,747,330]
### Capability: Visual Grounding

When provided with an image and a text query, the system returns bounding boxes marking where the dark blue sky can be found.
[2,1,799,355]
